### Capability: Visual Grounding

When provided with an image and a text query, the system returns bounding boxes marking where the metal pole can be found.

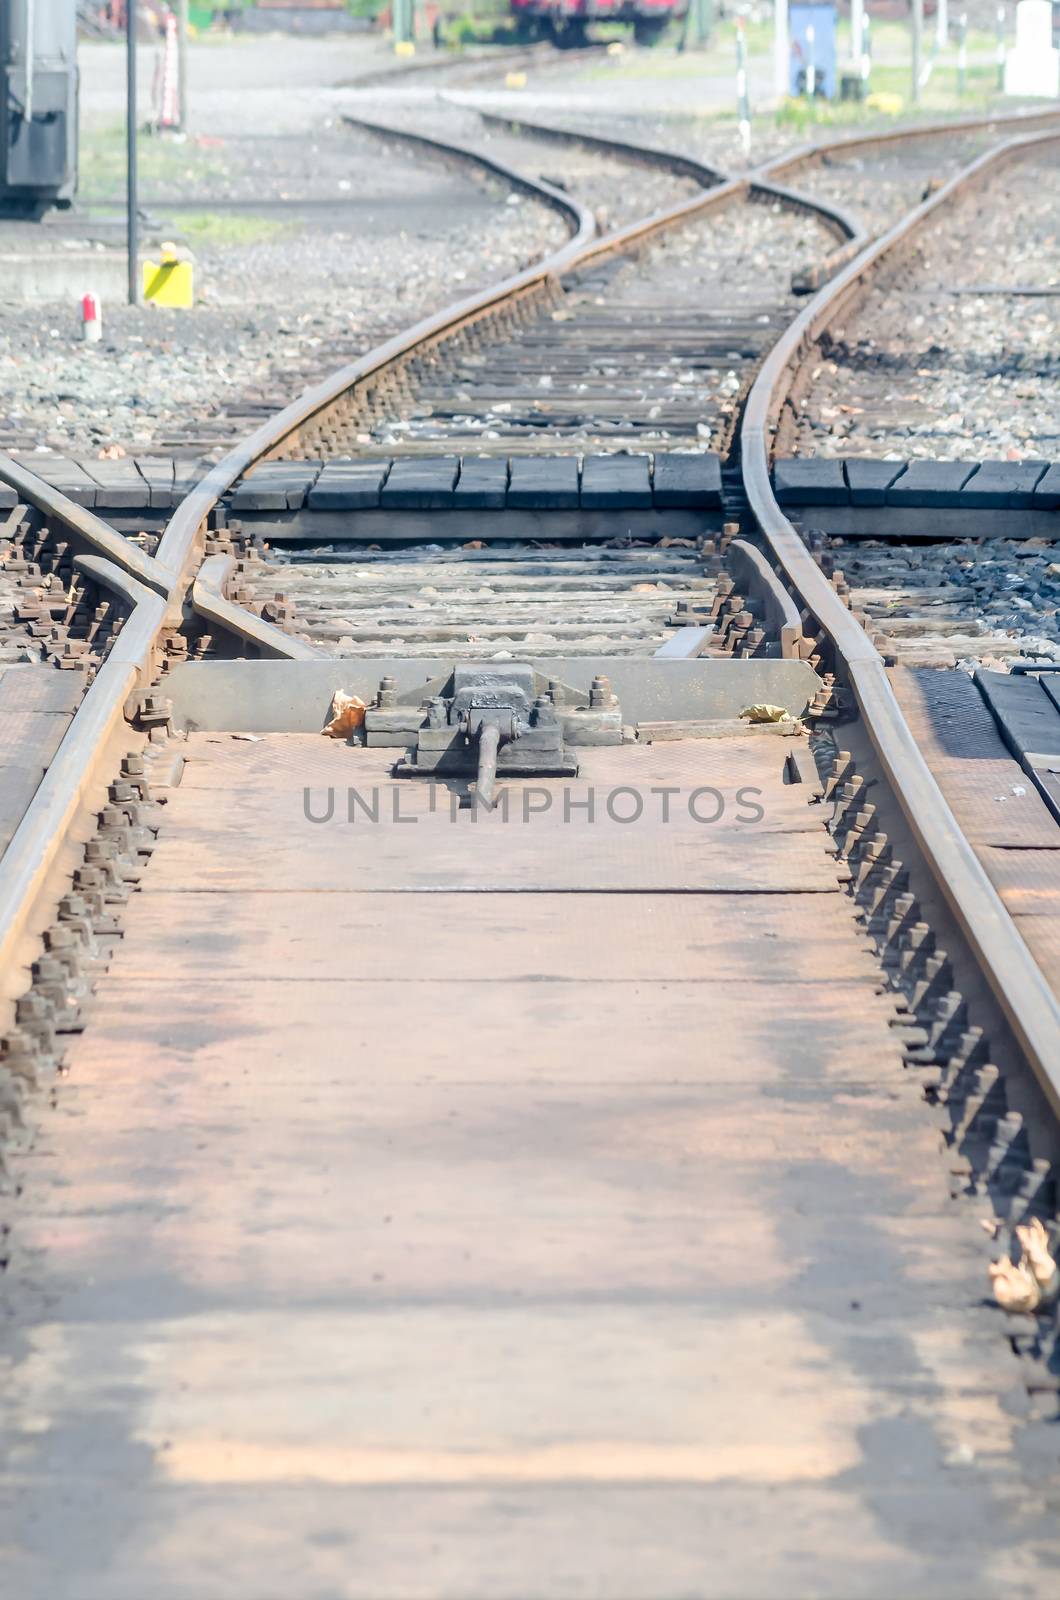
[24,0,36,122]
[736,18,751,156]
[177,0,188,132]
[911,0,923,104]
[127,0,138,305]
[851,0,864,74]
[957,10,967,96]
[935,0,947,50]
[806,21,816,97]
[773,0,789,98]
[995,5,1006,90]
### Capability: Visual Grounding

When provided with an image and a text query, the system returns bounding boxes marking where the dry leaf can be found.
[740,704,791,724]
[1016,1218,1059,1297]
[989,1256,1041,1313]
[322,690,366,738]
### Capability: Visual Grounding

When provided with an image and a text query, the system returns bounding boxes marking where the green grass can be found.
[578,12,1026,123]
[174,211,291,249]
[79,122,231,202]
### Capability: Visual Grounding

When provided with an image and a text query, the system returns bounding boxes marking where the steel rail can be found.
[192,554,328,660]
[176,99,998,579]
[155,117,596,591]
[469,109,1060,1080]
[0,118,605,1011]
[169,113,870,663]
[0,103,881,1005]
[339,115,595,240]
[344,38,608,93]
[3,107,1054,1081]
[469,102,1060,288]
[760,102,1060,180]
[741,126,1060,1098]
[725,539,804,660]
[474,105,733,186]
[162,100,1035,650]
[0,452,174,595]
[473,107,864,250]
[0,554,166,1002]
[0,117,604,1018]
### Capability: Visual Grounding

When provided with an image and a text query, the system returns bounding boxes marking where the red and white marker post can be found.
[159,10,180,130]
[81,293,102,344]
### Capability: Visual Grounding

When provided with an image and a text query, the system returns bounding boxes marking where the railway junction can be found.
[1,18,1060,1599]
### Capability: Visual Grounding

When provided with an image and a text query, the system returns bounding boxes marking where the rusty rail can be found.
[0,117,603,1015]
[0,555,166,1005]
[1,106,1055,1082]
[0,452,173,595]
[741,126,1060,1097]
[192,555,328,660]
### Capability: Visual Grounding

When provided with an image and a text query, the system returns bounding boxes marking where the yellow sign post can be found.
[142,244,194,308]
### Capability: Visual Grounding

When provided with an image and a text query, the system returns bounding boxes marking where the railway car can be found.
[0,0,78,215]
[510,0,684,45]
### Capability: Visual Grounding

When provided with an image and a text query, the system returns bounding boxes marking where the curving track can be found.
[2,103,1060,1597]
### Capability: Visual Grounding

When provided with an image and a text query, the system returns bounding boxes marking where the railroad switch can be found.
[367,664,622,809]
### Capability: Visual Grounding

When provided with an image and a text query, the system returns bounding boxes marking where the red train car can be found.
[510,0,684,45]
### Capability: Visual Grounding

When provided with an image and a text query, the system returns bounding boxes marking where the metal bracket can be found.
[367,664,622,808]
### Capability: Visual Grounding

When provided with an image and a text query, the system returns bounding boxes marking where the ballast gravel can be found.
[0,123,567,460]
[830,534,1060,669]
[796,144,1060,461]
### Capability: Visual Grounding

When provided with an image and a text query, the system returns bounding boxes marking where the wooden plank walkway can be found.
[0,666,82,856]
[1,734,1057,1597]
[892,666,1060,994]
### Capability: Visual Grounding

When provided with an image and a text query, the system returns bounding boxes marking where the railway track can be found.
[2,103,1060,1596]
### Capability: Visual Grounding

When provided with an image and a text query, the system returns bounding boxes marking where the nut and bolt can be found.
[589,674,612,710]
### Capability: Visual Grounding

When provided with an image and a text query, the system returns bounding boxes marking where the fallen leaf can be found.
[322,690,366,738]
[740,704,792,724]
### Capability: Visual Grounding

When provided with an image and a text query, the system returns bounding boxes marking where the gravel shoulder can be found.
[0,41,571,459]
[794,143,1060,461]
[828,534,1060,669]
[354,100,705,231]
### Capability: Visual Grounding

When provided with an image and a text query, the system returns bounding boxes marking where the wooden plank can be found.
[507,455,580,509]
[32,455,100,506]
[580,454,652,510]
[773,458,848,505]
[959,460,1049,509]
[133,456,176,510]
[844,457,905,506]
[976,668,1060,768]
[111,890,880,983]
[381,456,460,510]
[74,455,154,508]
[892,667,1060,848]
[452,456,508,509]
[0,726,1051,1596]
[0,665,83,715]
[308,460,390,510]
[886,460,978,507]
[651,451,722,508]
